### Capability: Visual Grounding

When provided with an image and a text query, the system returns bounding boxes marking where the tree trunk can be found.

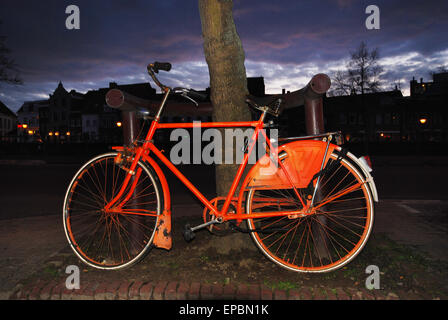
[198,0,252,197]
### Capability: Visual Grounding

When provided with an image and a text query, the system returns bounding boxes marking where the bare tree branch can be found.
[0,21,22,85]
[330,41,383,96]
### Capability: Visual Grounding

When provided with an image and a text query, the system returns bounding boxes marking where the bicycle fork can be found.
[104,147,146,212]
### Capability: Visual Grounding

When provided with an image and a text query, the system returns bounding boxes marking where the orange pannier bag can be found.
[246,139,337,190]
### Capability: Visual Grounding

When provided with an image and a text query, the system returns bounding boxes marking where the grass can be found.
[263,279,298,291]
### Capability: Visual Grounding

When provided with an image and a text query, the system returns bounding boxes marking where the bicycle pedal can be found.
[183,224,196,242]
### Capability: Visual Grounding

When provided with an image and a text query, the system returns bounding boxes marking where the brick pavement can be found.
[7,279,430,300]
[2,200,447,301]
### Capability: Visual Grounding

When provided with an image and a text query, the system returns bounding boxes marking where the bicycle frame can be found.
[104,88,312,223]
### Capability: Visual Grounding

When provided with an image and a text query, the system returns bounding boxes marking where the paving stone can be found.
[222,284,237,300]
[176,282,190,300]
[72,281,97,300]
[335,287,351,300]
[61,286,76,300]
[360,288,376,300]
[273,289,287,300]
[188,282,201,300]
[129,281,144,300]
[200,283,213,300]
[398,290,423,300]
[288,289,301,300]
[40,281,58,300]
[325,289,338,300]
[117,281,132,300]
[139,282,154,300]
[211,284,223,299]
[50,283,65,300]
[261,286,273,300]
[28,282,44,300]
[94,282,109,300]
[248,284,260,300]
[165,281,178,300]
[312,287,327,300]
[105,281,122,300]
[345,288,363,300]
[300,287,313,300]
[8,284,24,300]
[153,281,168,300]
[386,292,399,300]
[236,284,249,300]
[18,283,34,300]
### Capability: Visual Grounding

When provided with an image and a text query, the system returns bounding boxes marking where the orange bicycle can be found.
[63,62,378,272]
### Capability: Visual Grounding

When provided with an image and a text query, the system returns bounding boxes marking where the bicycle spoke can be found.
[245,150,373,272]
[64,154,161,269]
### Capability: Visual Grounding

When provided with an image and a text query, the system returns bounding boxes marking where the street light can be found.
[116,121,122,127]
[66,131,71,136]
[419,118,427,124]
[22,124,28,129]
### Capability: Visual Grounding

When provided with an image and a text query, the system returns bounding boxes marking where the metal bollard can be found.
[302,75,330,260]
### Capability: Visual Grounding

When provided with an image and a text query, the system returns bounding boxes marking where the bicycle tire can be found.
[244,149,374,273]
[63,152,162,270]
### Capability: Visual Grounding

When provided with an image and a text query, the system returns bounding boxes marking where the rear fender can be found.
[341,149,379,202]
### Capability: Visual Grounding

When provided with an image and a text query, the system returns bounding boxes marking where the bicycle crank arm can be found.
[191,217,222,232]
[183,218,222,242]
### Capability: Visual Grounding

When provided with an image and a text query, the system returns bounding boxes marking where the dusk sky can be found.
[1,0,447,112]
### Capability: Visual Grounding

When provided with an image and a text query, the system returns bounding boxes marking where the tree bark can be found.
[198,0,252,197]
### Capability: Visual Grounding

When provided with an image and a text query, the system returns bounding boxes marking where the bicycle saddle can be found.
[246,95,283,117]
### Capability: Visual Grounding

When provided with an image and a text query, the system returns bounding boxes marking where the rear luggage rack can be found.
[278,131,344,145]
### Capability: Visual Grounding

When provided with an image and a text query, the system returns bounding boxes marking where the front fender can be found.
[142,155,173,250]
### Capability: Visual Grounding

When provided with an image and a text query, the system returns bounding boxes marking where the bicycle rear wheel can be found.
[245,150,374,272]
[63,152,162,270]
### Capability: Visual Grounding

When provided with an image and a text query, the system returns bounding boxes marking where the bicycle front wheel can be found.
[245,150,374,273]
[63,152,162,270]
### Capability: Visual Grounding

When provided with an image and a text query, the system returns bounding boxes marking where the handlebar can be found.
[147,61,208,106]
[147,62,170,91]
[151,62,172,73]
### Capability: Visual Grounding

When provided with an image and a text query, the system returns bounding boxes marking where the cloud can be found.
[0,0,447,112]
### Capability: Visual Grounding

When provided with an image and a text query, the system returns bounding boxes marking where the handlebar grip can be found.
[152,61,172,73]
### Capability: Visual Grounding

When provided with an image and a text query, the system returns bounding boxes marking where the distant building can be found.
[280,72,448,148]
[401,72,448,144]
[410,72,448,97]
[16,100,49,142]
[38,82,85,142]
[0,100,17,141]
[324,90,405,143]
